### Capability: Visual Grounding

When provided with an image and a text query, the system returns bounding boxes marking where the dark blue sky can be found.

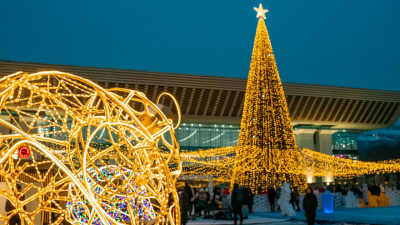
[1,0,399,91]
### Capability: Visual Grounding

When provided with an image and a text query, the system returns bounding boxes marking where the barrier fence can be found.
[252,190,400,212]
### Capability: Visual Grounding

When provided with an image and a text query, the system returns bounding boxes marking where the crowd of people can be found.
[177,183,254,225]
[177,181,400,225]
[310,182,387,208]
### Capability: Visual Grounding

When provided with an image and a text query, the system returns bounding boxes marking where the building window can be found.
[332,132,358,151]
[173,123,240,151]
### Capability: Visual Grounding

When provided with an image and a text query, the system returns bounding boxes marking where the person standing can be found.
[334,185,342,193]
[197,188,208,215]
[183,183,193,217]
[370,182,380,197]
[361,183,369,207]
[268,186,276,212]
[313,187,320,196]
[303,187,318,225]
[231,184,244,225]
[192,188,199,216]
[379,183,385,194]
[178,188,190,225]
[292,187,300,211]
[211,187,222,209]
[205,188,211,201]
[245,186,254,213]
[240,186,249,219]
[341,186,348,196]
[319,186,326,194]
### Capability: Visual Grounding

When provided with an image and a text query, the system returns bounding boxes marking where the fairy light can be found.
[0,71,182,225]
[231,5,305,193]
[181,4,400,192]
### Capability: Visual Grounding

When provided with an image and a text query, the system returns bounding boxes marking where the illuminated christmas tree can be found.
[233,4,305,193]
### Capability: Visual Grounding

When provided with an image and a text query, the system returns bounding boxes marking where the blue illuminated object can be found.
[321,191,334,213]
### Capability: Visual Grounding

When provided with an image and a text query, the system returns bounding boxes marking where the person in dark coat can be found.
[231,184,243,225]
[210,187,222,210]
[303,187,318,225]
[341,186,348,196]
[178,189,190,225]
[370,182,380,196]
[245,186,254,213]
[267,186,276,212]
[183,183,193,217]
[240,186,249,219]
[292,187,300,211]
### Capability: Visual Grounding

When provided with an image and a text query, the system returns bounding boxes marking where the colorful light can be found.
[0,71,182,225]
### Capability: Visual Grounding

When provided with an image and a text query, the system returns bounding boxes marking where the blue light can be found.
[321,191,334,213]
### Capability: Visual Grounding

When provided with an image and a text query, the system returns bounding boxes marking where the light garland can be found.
[0,71,182,225]
[180,4,400,194]
[181,147,400,184]
[181,147,400,185]
[300,148,400,178]
[232,4,305,193]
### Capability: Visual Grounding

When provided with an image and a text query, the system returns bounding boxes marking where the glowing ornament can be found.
[17,145,30,159]
[0,71,182,225]
[254,3,269,19]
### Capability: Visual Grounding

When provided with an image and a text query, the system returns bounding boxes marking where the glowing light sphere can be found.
[0,71,182,225]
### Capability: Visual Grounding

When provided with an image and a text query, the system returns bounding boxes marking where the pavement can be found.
[187,214,290,225]
[257,206,400,225]
[188,206,400,225]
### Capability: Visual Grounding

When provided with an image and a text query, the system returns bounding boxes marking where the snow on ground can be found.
[259,205,400,225]
[189,206,400,224]
[187,214,289,224]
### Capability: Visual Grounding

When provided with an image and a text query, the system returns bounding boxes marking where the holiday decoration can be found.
[179,3,400,195]
[344,191,360,208]
[17,145,31,159]
[0,71,181,225]
[300,148,400,177]
[277,183,296,216]
[321,191,334,213]
[181,146,400,182]
[232,3,305,193]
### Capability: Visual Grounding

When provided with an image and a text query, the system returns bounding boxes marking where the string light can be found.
[0,71,182,225]
[232,5,305,193]
[180,4,400,193]
[180,146,400,185]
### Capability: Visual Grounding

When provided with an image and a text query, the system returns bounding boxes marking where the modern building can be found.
[1,60,400,161]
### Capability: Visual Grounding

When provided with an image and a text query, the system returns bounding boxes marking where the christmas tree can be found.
[233,4,305,193]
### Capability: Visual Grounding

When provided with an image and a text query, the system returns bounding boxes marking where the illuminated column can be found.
[294,129,316,183]
[318,130,337,184]
[293,129,316,150]
[317,130,337,155]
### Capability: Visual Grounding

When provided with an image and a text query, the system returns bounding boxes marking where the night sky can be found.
[1,0,399,91]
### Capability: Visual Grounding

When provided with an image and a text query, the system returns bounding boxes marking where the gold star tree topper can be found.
[254,3,268,19]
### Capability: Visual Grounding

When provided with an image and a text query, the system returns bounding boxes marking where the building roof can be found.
[1,60,400,131]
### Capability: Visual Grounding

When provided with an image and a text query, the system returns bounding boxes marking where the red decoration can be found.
[18,146,31,159]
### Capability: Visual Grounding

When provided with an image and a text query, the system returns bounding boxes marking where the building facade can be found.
[1,60,400,161]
